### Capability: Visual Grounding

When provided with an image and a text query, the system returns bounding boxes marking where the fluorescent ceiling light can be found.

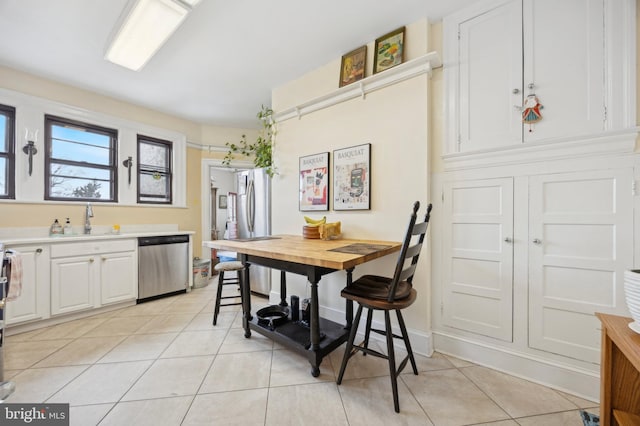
[105,0,192,71]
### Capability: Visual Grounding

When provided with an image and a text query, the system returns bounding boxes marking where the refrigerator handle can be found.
[247,179,255,234]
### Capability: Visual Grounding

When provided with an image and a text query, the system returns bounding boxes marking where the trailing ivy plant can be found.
[223,105,277,177]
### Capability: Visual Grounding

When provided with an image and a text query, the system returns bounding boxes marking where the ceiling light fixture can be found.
[105,0,198,71]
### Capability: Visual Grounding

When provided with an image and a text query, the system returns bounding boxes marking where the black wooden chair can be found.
[336,201,433,413]
[212,260,244,325]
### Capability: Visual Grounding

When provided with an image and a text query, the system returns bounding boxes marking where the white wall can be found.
[270,19,434,353]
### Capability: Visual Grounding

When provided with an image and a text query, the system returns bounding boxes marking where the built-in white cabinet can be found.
[50,239,137,316]
[441,178,514,341]
[443,0,636,155]
[439,167,634,365]
[5,244,50,325]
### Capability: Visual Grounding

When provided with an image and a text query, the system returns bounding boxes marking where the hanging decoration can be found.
[522,94,543,132]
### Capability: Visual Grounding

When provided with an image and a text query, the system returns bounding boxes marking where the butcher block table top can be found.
[203,234,402,271]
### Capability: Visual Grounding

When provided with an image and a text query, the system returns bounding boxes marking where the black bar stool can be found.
[212,261,244,325]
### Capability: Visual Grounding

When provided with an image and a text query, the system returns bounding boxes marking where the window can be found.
[45,115,118,202]
[137,134,172,204]
[0,104,16,199]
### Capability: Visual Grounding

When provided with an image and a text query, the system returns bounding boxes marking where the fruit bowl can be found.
[302,225,320,239]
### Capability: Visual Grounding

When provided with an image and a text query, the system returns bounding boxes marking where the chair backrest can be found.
[388,201,433,302]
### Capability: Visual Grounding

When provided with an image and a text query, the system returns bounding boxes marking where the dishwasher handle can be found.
[138,235,189,246]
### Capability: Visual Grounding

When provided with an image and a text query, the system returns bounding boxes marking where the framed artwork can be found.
[218,194,227,209]
[333,143,371,210]
[339,45,367,87]
[299,152,330,211]
[373,27,405,74]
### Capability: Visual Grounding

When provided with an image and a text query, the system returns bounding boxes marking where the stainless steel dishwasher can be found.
[138,234,189,303]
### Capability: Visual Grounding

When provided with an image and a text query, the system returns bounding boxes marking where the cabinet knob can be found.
[504,237,513,243]
[512,88,520,94]
[36,248,43,254]
[532,238,542,245]
[528,83,536,90]
[89,258,95,263]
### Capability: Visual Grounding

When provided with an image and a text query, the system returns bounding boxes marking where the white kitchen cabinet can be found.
[100,250,137,305]
[441,177,514,341]
[4,244,50,325]
[528,169,633,363]
[443,0,635,155]
[50,239,137,316]
[439,167,634,363]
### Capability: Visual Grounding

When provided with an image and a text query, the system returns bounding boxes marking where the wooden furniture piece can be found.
[212,261,244,326]
[337,202,432,413]
[596,313,640,426]
[203,235,401,377]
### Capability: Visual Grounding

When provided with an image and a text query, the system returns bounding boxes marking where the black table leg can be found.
[241,256,252,338]
[308,269,321,377]
[279,271,288,307]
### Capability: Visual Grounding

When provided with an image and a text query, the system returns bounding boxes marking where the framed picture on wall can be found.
[373,26,405,74]
[299,152,330,211]
[339,45,367,87]
[333,143,371,210]
[218,194,227,209]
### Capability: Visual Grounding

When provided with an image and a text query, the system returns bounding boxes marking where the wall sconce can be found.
[22,129,38,176]
[122,156,133,185]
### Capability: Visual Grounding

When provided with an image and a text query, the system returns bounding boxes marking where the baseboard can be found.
[433,330,600,402]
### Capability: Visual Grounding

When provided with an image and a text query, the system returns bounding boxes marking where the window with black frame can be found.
[0,104,15,199]
[137,135,172,204]
[45,115,117,202]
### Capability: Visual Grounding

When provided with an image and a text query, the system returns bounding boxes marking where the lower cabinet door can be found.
[442,177,514,341]
[100,251,137,305]
[528,168,634,363]
[51,255,97,315]
[5,245,50,324]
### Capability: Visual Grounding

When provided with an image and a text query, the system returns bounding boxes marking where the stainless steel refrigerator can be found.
[235,168,271,295]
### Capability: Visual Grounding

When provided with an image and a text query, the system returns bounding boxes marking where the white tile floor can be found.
[3,281,599,425]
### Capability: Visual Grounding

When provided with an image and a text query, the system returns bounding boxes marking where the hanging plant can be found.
[223,105,277,177]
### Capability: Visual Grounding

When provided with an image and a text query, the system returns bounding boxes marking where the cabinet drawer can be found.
[51,239,136,258]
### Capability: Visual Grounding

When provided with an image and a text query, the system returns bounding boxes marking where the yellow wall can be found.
[0,65,256,258]
[270,19,433,343]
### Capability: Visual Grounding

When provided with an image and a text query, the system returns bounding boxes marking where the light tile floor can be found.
[3,281,599,425]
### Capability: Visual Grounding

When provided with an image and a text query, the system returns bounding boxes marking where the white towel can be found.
[6,251,22,301]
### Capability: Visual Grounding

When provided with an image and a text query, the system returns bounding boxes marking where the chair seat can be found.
[214,261,244,272]
[341,275,416,310]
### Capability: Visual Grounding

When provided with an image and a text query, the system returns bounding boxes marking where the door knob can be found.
[532,238,542,245]
[504,237,513,243]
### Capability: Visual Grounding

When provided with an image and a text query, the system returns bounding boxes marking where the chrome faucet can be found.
[84,202,94,234]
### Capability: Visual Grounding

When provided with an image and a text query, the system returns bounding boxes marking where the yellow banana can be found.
[304,216,326,226]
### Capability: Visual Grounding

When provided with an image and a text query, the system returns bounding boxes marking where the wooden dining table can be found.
[202,234,401,376]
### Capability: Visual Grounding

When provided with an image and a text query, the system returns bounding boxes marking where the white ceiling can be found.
[0,0,475,128]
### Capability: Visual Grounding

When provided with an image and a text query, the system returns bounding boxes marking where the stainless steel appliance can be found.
[235,168,271,295]
[138,235,189,302]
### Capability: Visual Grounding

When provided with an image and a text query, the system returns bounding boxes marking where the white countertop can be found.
[0,225,194,246]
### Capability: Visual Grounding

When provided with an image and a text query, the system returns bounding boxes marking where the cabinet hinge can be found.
[457,30,461,40]
[633,180,637,196]
[440,301,444,315]
[457,134,462,150]
[603,105,608,122]
[441,191,444,203]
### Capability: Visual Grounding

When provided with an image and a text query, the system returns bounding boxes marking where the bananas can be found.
[303,216,326,226]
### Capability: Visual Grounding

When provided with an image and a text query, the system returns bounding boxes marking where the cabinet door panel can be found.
[528,169,633,363]
[442,178,514,341]
[458,0,522,151]
[5,245,49,324]
[101,251,137,305]
[523,0,605,141]
[51,256,96,315]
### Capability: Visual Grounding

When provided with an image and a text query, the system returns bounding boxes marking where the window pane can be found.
[0,158,7,196]
[45,116,117,202]
[0,115,6,152]
[139,171,169,198]
[49,176,111,200]
[139,142,168,169]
